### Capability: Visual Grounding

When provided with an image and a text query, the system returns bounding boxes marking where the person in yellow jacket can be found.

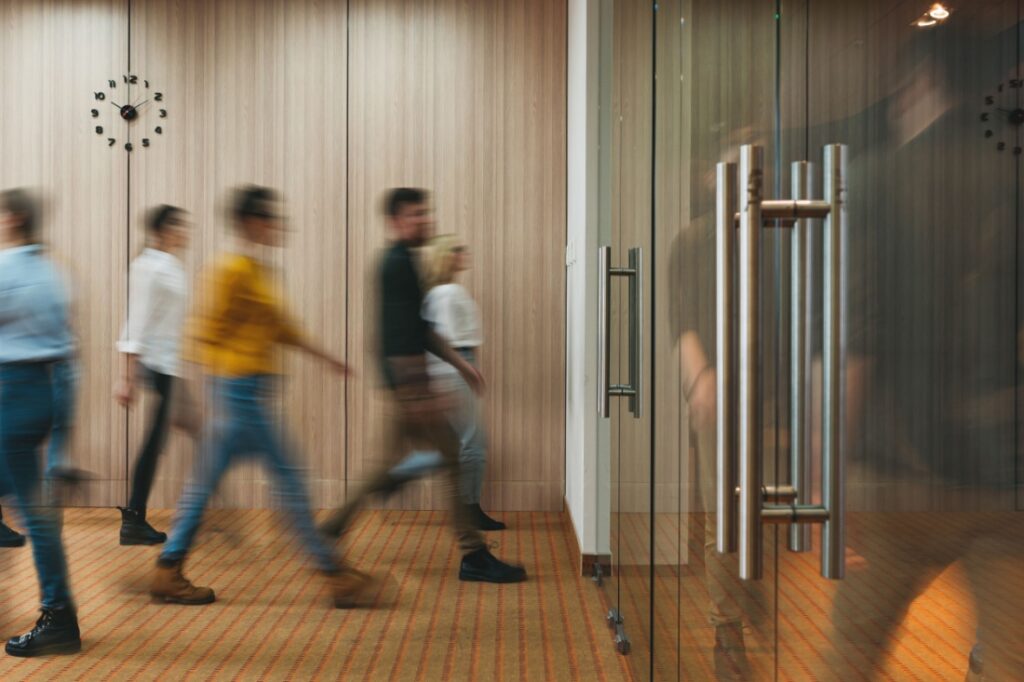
[150,185,373,608]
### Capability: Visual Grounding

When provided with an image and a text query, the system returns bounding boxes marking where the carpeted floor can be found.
[0,509,634,681]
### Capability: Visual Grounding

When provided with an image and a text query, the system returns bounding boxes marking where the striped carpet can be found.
[0,509,633,681]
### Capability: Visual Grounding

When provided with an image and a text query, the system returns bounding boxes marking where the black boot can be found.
[5,606,81,657]
[714,622,753,681]
[466,503,506,531]
[459,547,527,583]
[119,507,167,546]
[0,515,26,548]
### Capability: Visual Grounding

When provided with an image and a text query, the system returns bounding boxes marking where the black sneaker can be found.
[459,547,527,583]
[466,503,506,531]
[5,607,81,657]
[0,519,26,548]
[119,507,167,545]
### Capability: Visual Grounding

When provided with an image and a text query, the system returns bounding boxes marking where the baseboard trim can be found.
[562,496,612,577]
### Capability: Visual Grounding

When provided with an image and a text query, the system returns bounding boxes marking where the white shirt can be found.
[117,248,188,377]
[425,283,481,376]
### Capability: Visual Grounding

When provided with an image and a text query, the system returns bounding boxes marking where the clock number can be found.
[155,126,163,134]
[144,80,149,88]
[154,92,163,102]
[998,142,1006,151]
[128,75,138,84]
[95,126,103,134]
[998,83,1004,92]
[1011,79,1023,88]
[985,129,994,138]
[125,142,133,152]
[159,109,167,118]
[108,79,117,88]
[142,138,150,147]
[94,92,105,101]
[1016,147,1023,156]
[107,138,116,147]
[985,96,994,105]
[91,109,99,118]
[981,113,990,122]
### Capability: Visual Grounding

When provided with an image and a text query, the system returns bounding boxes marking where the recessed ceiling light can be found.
[928,3,951,20]
[914,16,937,27]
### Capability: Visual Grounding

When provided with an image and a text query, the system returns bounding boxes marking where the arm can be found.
[115,261,160,405]
[678,330,715,430]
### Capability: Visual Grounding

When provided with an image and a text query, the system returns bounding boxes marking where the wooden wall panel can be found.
[346,0,567,512]
[129,0,348,509]
[0,0,129,506]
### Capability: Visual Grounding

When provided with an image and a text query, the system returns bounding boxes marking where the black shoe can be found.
[5,607,81,657]
[0,520,26,548]
[119,507,167,546]
[459,547,527,583]
[466,503,506,531]
[714,623,752,681]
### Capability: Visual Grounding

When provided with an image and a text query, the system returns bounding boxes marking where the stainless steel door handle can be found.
[597,246,643,420]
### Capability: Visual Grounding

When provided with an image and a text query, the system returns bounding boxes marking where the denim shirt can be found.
[0,244,74,364]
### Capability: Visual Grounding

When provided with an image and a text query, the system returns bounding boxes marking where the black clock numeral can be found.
[144,80,149,88]
[142,138,150,147]
[95,126,103,134]
[998,142,1006,151]
[985,129,994,138]
[94,92,105,101]
[1015,146,1023,156]
[998,83,1004,92]
[154,92,163,102]
[981,113,990,121]
[1011,79,1022,88]
[159,109,167,118]
[107,138,116,147]
[128,75,138,84]
[155,126,163,134]
[985,96,994,105]
[125,142,133,152]
[108,79,116,88]
[91,109,99,118]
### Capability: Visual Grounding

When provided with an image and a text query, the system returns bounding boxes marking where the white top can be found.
[117,248,188,377]
[425,283,481,376]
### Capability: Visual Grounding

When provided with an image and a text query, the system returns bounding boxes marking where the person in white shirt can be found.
[113,205,195,545]
[387,234,505,530]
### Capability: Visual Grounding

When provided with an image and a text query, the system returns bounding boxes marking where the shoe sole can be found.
[458,571,527,584]
[150,593,216,605]
[5,640,81,657]
[121,537,167,546]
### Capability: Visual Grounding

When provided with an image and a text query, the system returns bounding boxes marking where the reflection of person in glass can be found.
[150,186,363,607]
[0,189,80,656]
[670,153,770,680]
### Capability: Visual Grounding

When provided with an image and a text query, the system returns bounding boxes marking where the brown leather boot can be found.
[328,568,377,609]
[151,560,215,605]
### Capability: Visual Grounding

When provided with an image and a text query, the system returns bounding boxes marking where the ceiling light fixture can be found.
[928,3,951,20]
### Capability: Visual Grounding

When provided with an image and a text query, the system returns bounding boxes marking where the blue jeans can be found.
[388,352,488,504]
[45,358,76,474]
[161,375,337,572]
[0,363,73,609]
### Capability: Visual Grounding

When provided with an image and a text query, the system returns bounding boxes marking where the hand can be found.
[114,377,136,407]
[459,363,486,395]
[327,358,352,377]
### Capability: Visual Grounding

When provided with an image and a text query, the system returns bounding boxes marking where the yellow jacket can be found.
[187,253,303,376]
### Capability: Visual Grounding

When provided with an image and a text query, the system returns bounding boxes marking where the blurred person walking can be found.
[320,188,525,584]
[0,188,81,656]
[113,204,198,545]
[150,186,366,607]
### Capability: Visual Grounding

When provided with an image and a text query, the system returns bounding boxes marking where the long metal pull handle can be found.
[598,246,611,418]
[822,144,847,579]
[790,161,814,553]
[628,248,643,418]
[738,144,764,581]
[715,162,738,553]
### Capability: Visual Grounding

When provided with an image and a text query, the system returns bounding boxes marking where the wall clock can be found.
[89,74,167,152]
[980,78,1023,154]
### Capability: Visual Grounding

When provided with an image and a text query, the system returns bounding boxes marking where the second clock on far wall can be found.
[90,74,166,152]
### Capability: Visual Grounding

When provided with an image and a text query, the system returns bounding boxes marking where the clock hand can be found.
[110,101,123,109]
[132,99,149,108]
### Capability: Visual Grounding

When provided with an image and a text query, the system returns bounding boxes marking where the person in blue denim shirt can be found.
[0,188,80,657]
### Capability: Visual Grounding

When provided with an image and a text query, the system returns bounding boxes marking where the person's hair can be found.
[383,187,427,218]
[232,185,278,224]
[146,204,184,235]
[420,234,464,289]
[0,188,41,242]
